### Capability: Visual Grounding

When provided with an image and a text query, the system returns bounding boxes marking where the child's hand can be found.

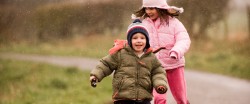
[170,52,177,59]
[90,76,98,88]
[156,86,167,94]
[170,56,177,59]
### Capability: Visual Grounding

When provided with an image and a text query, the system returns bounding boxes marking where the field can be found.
[0,59,113,104]
[1,34,250,80]
[1,0,250,103]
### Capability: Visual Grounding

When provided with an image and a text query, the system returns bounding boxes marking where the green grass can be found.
[0,59,113,104]
[0,35,125,58]
[0,35,250,80]
[185,40,250,80]
[186,50,250,80]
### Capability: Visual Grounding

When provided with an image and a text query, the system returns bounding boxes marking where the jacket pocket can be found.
[112,76,124,97]
[139,77,152,92]
[112,77,123,92]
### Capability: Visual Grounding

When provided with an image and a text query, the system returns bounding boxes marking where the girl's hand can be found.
[170,52,178,59]
[170,56,177,59]
[90,76,98,88]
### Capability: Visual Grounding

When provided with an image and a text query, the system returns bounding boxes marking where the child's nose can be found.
[137,39,143,42]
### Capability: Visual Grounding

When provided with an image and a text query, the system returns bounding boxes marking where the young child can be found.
[89,19,168,104]
[133,0,191,104]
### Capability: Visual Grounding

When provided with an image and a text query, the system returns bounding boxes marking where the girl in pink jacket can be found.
[134,0,191,104]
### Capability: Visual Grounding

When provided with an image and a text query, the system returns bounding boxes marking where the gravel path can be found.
[1,52,250,104]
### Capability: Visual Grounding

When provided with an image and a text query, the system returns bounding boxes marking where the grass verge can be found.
[0,59,113,104]
[0,35,124,58]
[185,40,250,80]
[0,35,250,80]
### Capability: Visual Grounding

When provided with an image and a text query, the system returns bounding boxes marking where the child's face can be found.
[145,7,159,21]
[131,33,146,54]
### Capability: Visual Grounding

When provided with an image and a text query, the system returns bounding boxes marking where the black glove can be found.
[90,76,98,88]
[156,86,167,94]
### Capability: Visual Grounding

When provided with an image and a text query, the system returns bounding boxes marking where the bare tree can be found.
[170,0,230,40]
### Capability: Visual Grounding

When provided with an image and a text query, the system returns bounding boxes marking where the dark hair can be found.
[134,7,179,25]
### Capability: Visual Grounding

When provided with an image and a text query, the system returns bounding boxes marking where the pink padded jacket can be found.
[142,17,191,70]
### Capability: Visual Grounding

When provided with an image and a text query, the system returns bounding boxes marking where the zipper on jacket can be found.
[136,58,141,100]
[149,19,161,50]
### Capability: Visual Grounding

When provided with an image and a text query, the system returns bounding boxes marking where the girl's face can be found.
[145,7,159,21]
[131,33,146,54]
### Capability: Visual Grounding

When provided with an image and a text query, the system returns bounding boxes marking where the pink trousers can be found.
[153,67,189,104]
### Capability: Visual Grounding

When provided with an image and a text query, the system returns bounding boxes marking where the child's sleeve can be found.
[90,53,119,82]
[169,19,191,59]
[151,57,168,92]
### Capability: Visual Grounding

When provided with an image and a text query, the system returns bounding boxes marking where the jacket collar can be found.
[145,17,161,29]
[124,45,153,56]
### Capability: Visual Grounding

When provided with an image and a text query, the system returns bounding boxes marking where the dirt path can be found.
[1,52,250,104]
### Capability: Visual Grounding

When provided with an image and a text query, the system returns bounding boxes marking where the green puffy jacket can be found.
[90,46,167,101]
